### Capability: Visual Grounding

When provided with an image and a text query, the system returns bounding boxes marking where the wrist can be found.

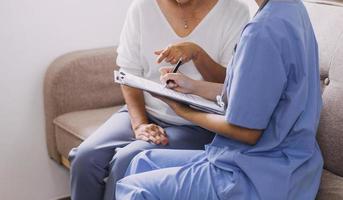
[132,121,148,131]
[190,43,202,61]
[190,80,203,95]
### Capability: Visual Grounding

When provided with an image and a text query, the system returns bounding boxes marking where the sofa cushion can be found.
[54,106,122,158]
[317,169,343,200]
[305,2,343,176]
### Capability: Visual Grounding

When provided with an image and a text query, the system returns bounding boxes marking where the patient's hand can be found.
[155,42,199,65]
[159,67,196,94]
[134,123,168,145]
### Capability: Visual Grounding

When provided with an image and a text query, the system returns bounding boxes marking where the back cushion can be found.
[305,1,343,176]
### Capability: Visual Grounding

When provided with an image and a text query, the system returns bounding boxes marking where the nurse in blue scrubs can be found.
[116,0,324,199]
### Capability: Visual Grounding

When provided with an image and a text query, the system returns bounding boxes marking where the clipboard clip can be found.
[216,95,225,108]
[114,70,126,82]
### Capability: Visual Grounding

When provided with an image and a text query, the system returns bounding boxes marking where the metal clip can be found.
[216,95,225,108]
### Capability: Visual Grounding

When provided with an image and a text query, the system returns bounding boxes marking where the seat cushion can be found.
[317,169,343,200]
[53,106,122,158]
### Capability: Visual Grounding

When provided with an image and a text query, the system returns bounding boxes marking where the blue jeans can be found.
[69,108,214,200]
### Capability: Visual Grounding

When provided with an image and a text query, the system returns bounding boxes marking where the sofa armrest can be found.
[44,46,124,162]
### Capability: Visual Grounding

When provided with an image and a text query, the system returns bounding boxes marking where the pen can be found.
[164,58,183,87]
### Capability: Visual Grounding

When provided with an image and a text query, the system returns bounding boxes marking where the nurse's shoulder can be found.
[242,16,289,48]
[250,1,307,42]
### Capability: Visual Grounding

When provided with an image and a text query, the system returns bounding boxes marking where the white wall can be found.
[0,0,256,199]
[0,0,132,199]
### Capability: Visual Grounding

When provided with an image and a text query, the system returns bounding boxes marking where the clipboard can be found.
[114,70,225,115]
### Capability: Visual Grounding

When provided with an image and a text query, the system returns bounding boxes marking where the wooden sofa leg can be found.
[61,156,71,169]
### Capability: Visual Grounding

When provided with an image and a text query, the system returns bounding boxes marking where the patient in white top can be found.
[118,0,250,125]
[69,0,250,200]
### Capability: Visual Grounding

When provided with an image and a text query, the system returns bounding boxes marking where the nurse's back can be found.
[211,1,325,199]
[243,1,324,199]
[250,0,323,153]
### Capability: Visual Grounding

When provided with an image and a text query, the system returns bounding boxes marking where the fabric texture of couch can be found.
[305,1,343,199]
[43,1,343,199]
[44,47,124,163]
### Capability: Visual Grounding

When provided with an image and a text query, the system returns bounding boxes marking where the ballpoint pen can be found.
[164,58,183,88]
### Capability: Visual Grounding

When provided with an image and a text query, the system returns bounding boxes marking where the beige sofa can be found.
[44,1,343,198]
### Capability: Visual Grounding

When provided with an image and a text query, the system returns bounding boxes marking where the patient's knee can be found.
[69,145,105,173]
[110,148,149,175]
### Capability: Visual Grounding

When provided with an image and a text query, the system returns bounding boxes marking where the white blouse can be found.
[117,0,250,125]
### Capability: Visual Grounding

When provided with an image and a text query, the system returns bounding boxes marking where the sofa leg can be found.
[61,156,70,169]
[56,196,71,200]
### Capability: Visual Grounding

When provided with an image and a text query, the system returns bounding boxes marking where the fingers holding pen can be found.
[159,67,174,76]
[160,73,181,86]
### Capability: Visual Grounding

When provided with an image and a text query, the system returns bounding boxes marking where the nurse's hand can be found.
[155,42,200,65]
[159,67,197,94]
[134,124,169,145]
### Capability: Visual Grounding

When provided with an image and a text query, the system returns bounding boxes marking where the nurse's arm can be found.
[186,110,261,145]
[170,103,262,145]
[160,72,223,101]
[187,111,261,145]
[192,80,224,101]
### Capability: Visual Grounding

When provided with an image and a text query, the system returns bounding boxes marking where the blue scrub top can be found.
[206,0,323,199]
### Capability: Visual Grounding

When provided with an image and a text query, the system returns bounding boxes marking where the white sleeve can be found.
[116,1,143,76]
[219,3,251,67]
